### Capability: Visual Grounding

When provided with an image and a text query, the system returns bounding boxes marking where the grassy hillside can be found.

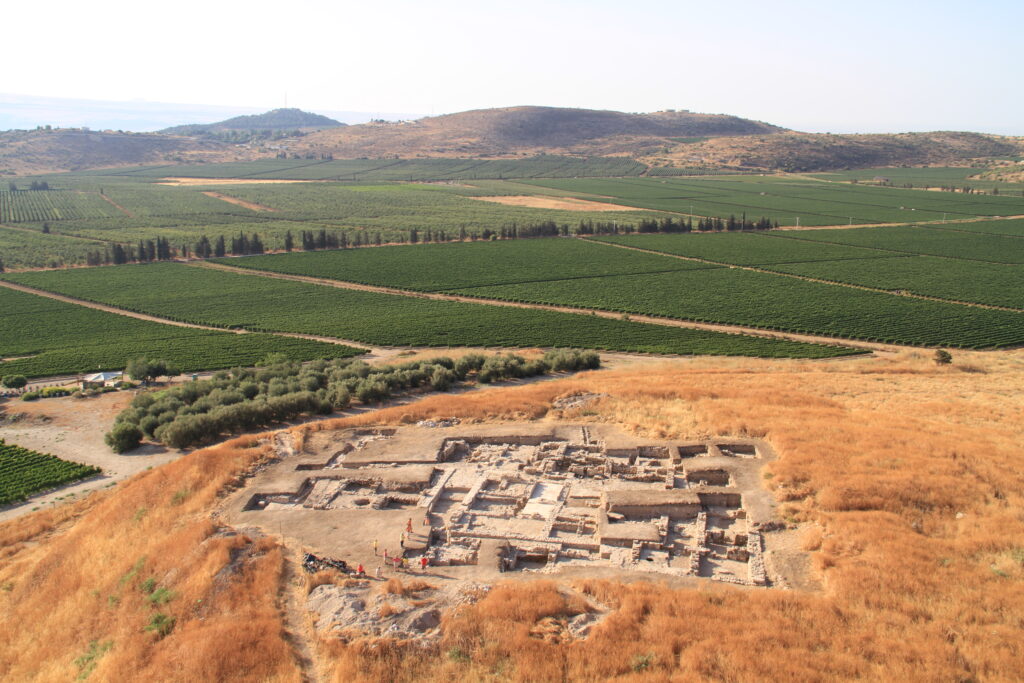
[2,353,1022,679]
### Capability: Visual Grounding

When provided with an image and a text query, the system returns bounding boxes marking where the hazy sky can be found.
[5,0,1022,134]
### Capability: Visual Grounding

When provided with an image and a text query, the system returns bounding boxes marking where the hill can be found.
[0,128,244,176]
[288,105,784,158]
[0,352,1021,679]
[161,108,345,136]
[2,105,1022,176]
[647,130,1024,173]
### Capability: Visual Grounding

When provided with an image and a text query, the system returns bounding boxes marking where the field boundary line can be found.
[763,228,1024,266]
[0,278,379,354]
[201,191,278,212]
[0,223,115,246]
[97,192,134,217]
[585,237,1024,313]
[188,261,900,353]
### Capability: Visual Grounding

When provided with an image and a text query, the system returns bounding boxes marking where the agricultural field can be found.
[446,266,1024,348]
[197,181,651,227]
[1,263,858,359]
[219,237,707,291]
[767,256,1024,309]
[0,188,121,222]
[517,176,1024,225]
[810,166,1024,192]
[784,225,1024,264]
[923,217,1024,238]
[101,156,649,181]
[0,285,362,378]
[590,232,888,265]
[0,226,109,270]
[0,440,100,505]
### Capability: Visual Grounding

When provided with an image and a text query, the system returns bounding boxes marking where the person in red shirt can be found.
[420,556,428,572]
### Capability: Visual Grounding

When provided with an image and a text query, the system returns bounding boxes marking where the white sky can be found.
[5,0,1022,134]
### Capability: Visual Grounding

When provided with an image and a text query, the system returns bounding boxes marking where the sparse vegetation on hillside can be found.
[2,352,1022,679]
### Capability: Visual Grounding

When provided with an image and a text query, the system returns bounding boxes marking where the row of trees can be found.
[6,181,50,192]
[105,349,600,452]
[70,212,778,270]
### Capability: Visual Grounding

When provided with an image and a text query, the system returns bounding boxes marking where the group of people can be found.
[354,516,432,579]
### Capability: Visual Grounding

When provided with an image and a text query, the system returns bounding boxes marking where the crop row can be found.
[0,441,101,505]
[590,232,896,266]
[781,226,1024,264]
[0,190,120,223]
[219,237,708,292]
[2,263,859,359]
[0,286,362,378]
[446,267,1024,349]
[765,255,1024,310]
[519,177,1024,225]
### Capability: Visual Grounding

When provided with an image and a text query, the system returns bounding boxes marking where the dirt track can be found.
[0,279,380,355]
[202,191,278,212]
[469,195,639,212]
[583,238,1024,313]
[193,261,898,353]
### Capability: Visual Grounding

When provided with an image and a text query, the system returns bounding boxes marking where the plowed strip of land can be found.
[202,191,278,212]
[468,195,642,212]
[98,192,133,217]
[159,177,317,186]
[193,261,898,353]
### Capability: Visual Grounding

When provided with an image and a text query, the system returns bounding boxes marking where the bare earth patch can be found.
[158,177,317,186]
[201,191,278,212]
[469,195,641,212]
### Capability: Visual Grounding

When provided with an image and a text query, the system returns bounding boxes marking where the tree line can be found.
[75,213,778,269]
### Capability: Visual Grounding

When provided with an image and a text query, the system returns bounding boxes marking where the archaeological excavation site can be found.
[223,421,798,601]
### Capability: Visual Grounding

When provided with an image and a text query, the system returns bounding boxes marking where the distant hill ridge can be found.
[2,105,1022,175]
[162,108,345,135]
[291,105,784,157]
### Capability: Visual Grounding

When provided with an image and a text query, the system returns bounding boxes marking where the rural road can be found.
[194,261,902,353]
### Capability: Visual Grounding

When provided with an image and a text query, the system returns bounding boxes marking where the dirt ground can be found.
[0,392,177,523]
[201,191,278,212]
[468,195,640,212]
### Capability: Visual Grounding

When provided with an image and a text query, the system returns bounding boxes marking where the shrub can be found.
[105,423,143,453]
[1,375,27,389]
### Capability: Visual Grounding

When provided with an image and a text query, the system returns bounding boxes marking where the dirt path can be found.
[469,195,640,212]
[0,279,388,355]
[773,213,1024,231]
[98,192,134,217]
[202,191,278,212]
[583,238,1024,313]
[0,223,113,245]
[0,279,240,332]
[0,391,179,523]
[279,543,323,683]
[192,262,900,353]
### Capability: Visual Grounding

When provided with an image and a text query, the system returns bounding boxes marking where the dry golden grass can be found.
[311,350,1024,681]
[0,436,300,681]
[2,349,1023,681]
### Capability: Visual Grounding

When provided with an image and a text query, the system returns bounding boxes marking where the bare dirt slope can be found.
[1,350,1021,680]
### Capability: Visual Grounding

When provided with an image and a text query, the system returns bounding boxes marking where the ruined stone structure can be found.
[228,424,779,587]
